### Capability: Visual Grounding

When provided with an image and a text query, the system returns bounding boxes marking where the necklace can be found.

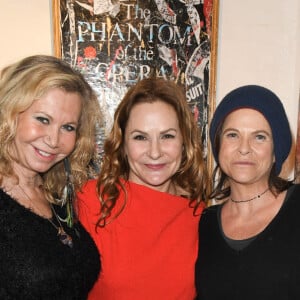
[18,185,73,248]
[49,204,73,248]
[230,188,269,203]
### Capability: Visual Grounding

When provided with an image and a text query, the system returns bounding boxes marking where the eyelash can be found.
[225,132,237,138]
[224,132,267,141]
[256,134,266,141]
[36,116,49,124]
[63,124,76,132]
[162,134,175,139]
[133,134,175,140]
[35,117,76,132]
[133,135,146,140]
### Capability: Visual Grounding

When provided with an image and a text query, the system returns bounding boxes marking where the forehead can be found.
[29,88,82,119]
[223,108,271,130]
[127,101,178,124]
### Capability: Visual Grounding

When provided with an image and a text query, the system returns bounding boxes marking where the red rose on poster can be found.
[84,46,97,59]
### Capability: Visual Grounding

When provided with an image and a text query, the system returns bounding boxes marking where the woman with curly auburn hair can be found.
[78,77,207,300]
[0,55,101,299]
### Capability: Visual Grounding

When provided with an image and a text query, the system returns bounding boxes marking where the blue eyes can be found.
[224,132,267,141]
[256,134,266,141]
[35,116,76,132]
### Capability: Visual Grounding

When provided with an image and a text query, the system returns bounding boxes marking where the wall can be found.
[0,1,52,67]
[0,0,299,148]
[217,0,300,137]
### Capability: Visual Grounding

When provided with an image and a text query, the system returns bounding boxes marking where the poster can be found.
[53,0,219,164]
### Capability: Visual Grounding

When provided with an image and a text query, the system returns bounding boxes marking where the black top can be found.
[0,189,100,299]
[195,184,300,300]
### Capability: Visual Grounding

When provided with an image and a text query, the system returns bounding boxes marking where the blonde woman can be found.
[0,55,101,299]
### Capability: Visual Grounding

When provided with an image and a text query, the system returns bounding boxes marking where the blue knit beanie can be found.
[209,85,292,175]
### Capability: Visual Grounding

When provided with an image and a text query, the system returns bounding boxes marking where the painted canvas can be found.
[53,0,219,166]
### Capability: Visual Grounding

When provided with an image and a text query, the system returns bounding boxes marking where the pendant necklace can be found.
[18,185,73,248]
[230,188,269,203]
[49,204,73,248]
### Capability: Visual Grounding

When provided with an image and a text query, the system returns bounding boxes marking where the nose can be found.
[44,128,59,148]
[238,136,251,155]
[148,139,162,159]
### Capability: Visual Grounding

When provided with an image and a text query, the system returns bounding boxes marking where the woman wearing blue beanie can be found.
[195,85,300,299]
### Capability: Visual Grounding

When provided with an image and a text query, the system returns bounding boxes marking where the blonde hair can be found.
[96,77,207,227]
[0,55,102,202]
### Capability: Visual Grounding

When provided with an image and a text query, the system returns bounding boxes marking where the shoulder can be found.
[200,203,221,224]
[76,179,101,228]
[283,184,300,207]
[77,179,99,207]
[284,184,300,201]
[289,183,300,193]
[78,179,98,196]
[197,204,222,241]
[202,203,221,214]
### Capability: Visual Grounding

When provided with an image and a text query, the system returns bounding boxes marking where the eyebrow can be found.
[222,127,272,136]
[37,111,79,125]
[129,128,178,135]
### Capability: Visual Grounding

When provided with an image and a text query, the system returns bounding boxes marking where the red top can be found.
[77,179,203,300]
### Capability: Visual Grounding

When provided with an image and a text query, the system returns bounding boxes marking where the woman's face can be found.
[13,88,82,176]
[124,101,183,193]
[218,108,274,186]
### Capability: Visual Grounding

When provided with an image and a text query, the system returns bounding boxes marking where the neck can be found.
[1,175,50,217]
[10,162,43,187]
[230,187,269,203]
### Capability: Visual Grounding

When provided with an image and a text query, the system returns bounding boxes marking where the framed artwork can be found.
[52,0,219,174]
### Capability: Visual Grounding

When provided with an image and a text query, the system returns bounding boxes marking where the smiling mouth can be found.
[36,149,55,158]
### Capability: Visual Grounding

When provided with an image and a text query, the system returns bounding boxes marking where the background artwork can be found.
[53,0,218,164]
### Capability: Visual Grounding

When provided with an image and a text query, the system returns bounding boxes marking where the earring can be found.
[56,158,75,228]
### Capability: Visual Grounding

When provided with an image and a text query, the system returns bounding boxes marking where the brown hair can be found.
[96,77,207,227]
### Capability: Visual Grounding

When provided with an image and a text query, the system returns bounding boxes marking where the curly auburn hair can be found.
[96,77,207,227]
